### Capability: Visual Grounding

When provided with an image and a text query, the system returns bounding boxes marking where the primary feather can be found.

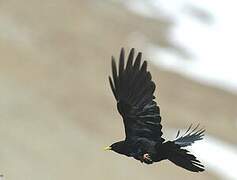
[174,124,205,147]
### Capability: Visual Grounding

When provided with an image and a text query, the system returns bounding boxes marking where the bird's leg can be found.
[143,153,151,161]
[143,153,153,164]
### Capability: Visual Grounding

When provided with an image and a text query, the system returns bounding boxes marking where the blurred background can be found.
[0,0,236,179]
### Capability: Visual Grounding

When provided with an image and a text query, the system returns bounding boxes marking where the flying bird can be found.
[105,48,205,172]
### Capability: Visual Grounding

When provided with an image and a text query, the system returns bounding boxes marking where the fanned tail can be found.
[164,141,205,172]
[162,124,205,172]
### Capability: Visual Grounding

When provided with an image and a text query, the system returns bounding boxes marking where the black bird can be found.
[105,48,205,172]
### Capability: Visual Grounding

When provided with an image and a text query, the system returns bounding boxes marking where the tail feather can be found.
[174,124,205,147]
[165,141,204,172]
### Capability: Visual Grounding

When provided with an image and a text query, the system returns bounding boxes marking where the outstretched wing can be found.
[109,48,164,143]
[174,124,205,147]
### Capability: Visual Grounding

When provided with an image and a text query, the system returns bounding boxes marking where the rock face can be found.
[0,1,236,180]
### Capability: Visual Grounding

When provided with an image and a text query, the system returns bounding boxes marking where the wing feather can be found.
[109,48,164,142]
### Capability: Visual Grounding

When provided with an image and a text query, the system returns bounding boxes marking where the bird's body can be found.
[106,48,205,172]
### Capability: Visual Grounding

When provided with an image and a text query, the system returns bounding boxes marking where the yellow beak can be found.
[104,146,112,151]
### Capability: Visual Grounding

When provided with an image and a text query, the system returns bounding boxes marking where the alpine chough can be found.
[105,48,205,172]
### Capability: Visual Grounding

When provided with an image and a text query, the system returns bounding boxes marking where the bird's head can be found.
[104,141,130,155]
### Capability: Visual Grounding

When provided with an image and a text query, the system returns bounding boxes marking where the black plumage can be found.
[106,48,205,172]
